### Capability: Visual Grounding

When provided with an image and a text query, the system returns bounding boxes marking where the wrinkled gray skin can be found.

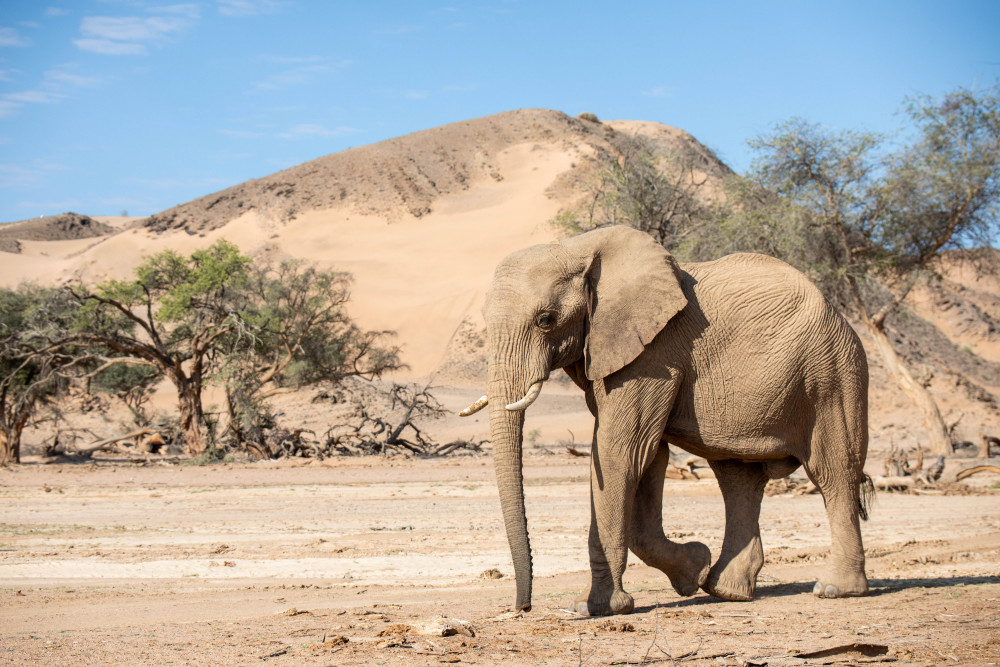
[476,225,870,616]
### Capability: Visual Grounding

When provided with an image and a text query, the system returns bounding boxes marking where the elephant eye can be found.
[535,312,556,330]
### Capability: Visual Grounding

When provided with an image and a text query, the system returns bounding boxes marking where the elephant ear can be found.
[562,226,688,381]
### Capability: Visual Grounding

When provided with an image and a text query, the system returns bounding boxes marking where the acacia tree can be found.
[554,135,715,248]
[685,86,1000,454]
[63,240,254,455]
[219,259,402,453]
[0,285,71,464]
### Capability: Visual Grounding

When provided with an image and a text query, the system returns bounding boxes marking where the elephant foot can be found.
[703,569,756,602]
[666,541,712,597]
[813,571,868,598]
[570,589,634,616]
[702,549,763,601]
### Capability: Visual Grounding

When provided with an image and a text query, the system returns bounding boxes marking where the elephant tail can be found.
[858,474,876,521]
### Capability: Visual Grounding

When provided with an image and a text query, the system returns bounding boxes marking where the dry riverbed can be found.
[1,454,999,666]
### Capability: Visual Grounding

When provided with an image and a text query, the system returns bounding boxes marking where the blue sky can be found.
[1,1,998,223]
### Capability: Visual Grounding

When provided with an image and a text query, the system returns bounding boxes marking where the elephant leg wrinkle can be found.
[702,460,768,601]
[630,447,711,596]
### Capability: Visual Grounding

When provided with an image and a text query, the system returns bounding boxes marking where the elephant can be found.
[460,225,872,616]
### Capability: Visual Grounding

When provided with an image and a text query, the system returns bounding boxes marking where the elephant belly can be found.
[662,431,801,464]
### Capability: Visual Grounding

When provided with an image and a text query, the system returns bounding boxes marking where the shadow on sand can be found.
[626,574,1000,613]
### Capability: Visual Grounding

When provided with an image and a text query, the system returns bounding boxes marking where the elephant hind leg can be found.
[702,459,768,601]
[804,406,869,598]
[629,446,711,597]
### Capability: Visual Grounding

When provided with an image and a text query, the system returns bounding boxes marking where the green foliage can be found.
[61,240,268,454]
[682,84,1000,316]
[2,241,403,460]
[90,362,158,395]
[244,259,401,387]
[217,259,402,453]
[1,285,60,400]
[675,176,813,262]
[0,284,84,463]
[878,88,1000,264]
[152,241,251,322]
[551,209,586,236]
[552,135,713,249]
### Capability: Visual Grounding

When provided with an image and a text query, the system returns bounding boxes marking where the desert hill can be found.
[139,109,732,234]
[0,108,997,451]
[0,212,116,254]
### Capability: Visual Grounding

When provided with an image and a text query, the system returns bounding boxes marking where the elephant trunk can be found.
[488,369,533,611]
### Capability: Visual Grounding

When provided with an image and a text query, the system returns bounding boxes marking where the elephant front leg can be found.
[703,459,768,601]
[572,370,682,616]
[572,455,637,616]
[630,445,711,597]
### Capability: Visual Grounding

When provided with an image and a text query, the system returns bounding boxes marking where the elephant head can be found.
[461,225,689,611]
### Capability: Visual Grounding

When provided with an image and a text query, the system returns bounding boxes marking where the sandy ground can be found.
[2,443,999,666]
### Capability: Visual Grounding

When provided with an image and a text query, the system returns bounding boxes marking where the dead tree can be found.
[241,381,485,460]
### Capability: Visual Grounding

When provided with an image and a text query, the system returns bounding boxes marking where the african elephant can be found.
[461,225,871,616]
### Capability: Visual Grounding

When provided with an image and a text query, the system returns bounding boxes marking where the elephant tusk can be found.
[505,381,543,412]
[459,395,488,417]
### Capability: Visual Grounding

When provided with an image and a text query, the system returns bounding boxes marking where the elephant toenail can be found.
[825,585,838,597]
[813,582,822,595]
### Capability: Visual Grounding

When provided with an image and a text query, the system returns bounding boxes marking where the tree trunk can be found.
[0,411,30,466]
[0,428,16,466]
[862,318,951,455]
[175,375,207,456]
[74,428,152,456]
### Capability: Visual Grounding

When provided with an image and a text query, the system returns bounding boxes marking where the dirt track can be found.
[1,454,999,666]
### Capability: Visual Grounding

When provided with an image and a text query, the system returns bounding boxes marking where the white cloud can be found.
[74,9,197,56]
[0,27,31,47]
[19,21,42,29]
[80,15,188,42]
[276,124,361,140]
[641,85,675,99]
[218,0,285,17]
[0,68,18,82]
[0,101,19,119]
[46,8,69,17]
[0,161,68,189]
[155,4,201,19]
[0,66,102,118]
[74,37,147,55]
[44,68,101,88]
[4,90,65,104]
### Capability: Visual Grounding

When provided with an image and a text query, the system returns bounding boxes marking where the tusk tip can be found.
[459,395,488,417]
[505,381,543,411]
